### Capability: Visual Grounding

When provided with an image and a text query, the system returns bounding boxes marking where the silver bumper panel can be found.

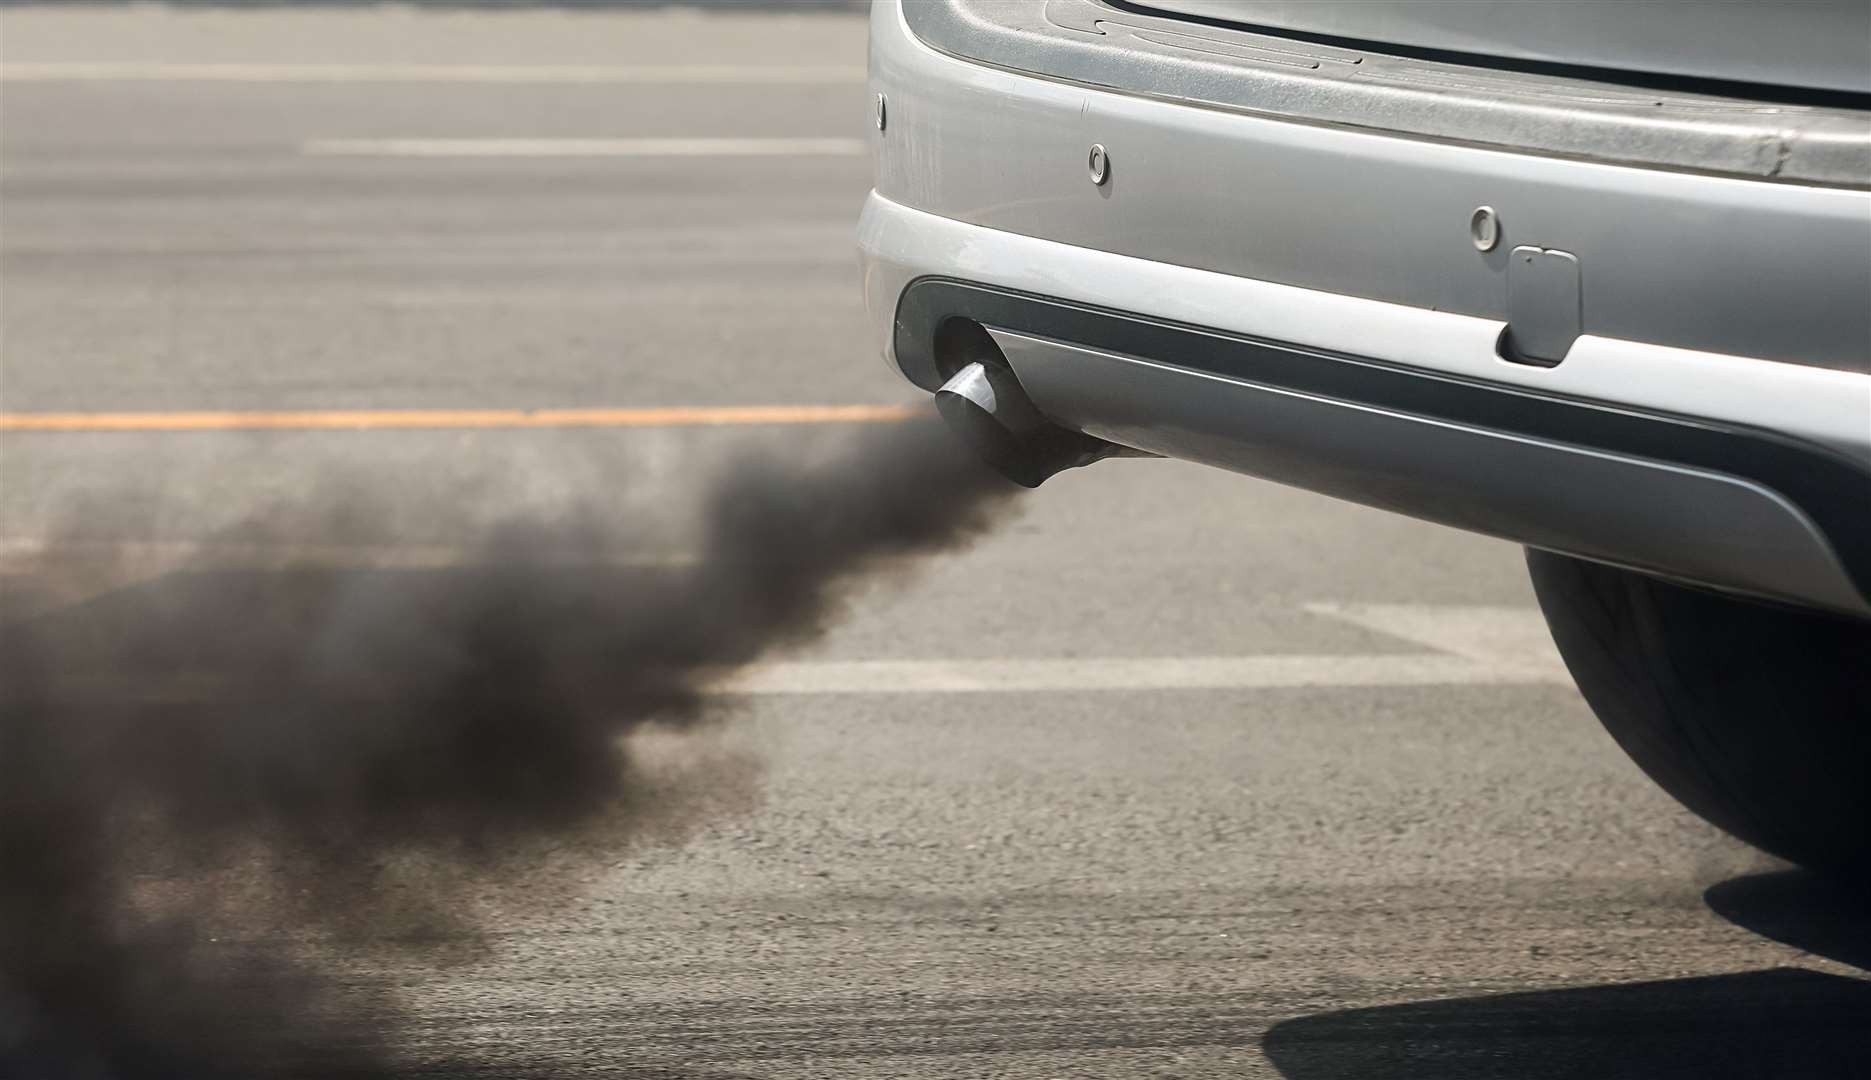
[870,0,1871,373]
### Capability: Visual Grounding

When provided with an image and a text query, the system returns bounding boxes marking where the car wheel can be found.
[1526,548,1871,884]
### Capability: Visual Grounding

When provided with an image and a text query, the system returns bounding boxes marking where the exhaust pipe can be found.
[934,358,1139,488]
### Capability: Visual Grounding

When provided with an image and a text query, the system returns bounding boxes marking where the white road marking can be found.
[42,645,1574,705]
[2,558,1572,695]
[301,137,868,158]
[0,63,866,84]
[719,604,1574,694]
[1304,602,1570,680]
[715,651,1572,695]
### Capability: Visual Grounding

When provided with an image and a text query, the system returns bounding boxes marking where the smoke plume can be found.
[0,413,1014,1076]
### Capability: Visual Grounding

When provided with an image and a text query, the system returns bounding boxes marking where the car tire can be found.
[1526,548,1871,884]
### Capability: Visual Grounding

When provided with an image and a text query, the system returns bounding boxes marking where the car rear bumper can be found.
[859,0,1871,618]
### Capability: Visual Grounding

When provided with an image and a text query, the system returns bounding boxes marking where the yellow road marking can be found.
[0,404,922,433]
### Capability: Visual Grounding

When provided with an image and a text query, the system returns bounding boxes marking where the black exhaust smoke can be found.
[0,413,1016,1076]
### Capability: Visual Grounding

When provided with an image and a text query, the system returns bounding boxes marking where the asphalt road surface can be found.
[3,7,1867,1078]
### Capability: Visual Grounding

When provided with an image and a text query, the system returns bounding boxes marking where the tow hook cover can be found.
[1502,245,1582,367]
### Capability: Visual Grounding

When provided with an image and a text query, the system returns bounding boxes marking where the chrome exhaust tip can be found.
[934,359,1134,488]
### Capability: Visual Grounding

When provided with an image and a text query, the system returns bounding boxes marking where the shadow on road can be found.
[1262,968,1871,1080]
[1263,870,1871,1080]
[1706,868,1871,973]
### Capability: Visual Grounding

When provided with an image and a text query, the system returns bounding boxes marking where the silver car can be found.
[859,1,1871,880]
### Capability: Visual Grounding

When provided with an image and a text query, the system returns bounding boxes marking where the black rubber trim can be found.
[895,278,1871,602]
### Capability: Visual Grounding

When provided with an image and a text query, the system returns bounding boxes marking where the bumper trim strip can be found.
[904,0,1871,186]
